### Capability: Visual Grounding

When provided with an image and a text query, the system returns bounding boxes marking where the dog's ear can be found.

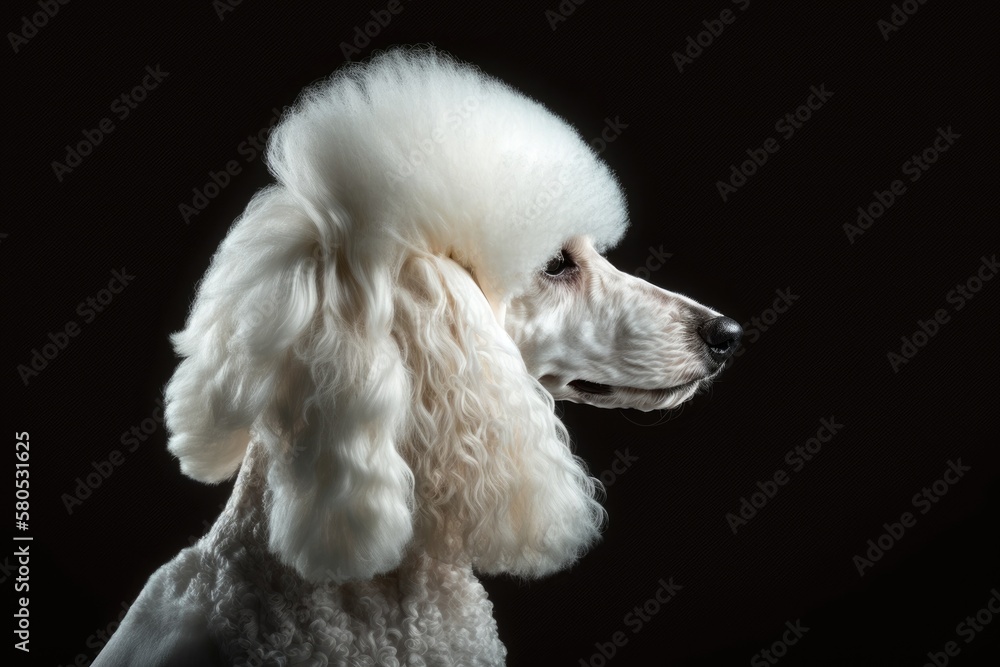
[165,186,414,582]
[395,255,605,577]
[165,186,315,483]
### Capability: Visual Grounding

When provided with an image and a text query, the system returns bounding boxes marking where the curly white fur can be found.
[94,47,738,666]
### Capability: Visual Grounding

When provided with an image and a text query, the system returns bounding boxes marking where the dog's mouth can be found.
[567,377,705,403]
[567,379,616,395]
[542,368,723,411]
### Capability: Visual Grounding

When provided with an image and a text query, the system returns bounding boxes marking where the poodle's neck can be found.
[207,436,482,597]
[192,439,505,663]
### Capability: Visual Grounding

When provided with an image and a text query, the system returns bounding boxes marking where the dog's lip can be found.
[567,377,702,397]
[567,379,615,395]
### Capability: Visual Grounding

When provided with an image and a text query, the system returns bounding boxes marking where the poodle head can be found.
[164,47,738,584]
[264,47,627,302]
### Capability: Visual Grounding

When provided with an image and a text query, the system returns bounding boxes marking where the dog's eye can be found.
[543,251,575,276]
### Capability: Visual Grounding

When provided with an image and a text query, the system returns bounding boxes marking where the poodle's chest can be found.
[204,548,507,666]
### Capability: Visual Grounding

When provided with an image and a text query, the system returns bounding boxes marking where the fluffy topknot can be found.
[266,46,628,299]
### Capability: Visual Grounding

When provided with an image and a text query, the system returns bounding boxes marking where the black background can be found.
[6,1,999,665]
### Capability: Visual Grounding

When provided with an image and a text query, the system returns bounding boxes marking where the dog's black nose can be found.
[698,316,743,362]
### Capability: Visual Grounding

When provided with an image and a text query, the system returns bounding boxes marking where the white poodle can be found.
[94,47,741,666]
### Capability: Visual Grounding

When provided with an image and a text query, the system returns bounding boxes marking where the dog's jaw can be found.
[542,372,720,411]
